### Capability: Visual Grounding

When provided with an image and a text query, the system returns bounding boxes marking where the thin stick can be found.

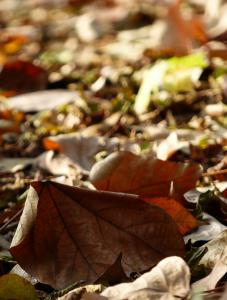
[202,169,227,177]
[0,208,23,233]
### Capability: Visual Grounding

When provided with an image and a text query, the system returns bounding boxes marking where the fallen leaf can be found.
[100,256,190,299]
[36,151,79,176]
[205,0,227,39]
[192,256,227,293]
[184,213,227,244]
[44,134,139,171]
[96,254,128,286]
[10,181,184,289]
[0,157,34,173]
[0,60,47,95]
[155,132,187,161]
[199,230,227,269]
[90,151,201,201]
[0,273,38,300]
[192,190,227,225]
[144,197,198,235]
[43,134,120,171]
[8,89,79,112]
[167,0,207,50]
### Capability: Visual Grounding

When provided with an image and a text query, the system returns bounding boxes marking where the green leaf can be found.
[167,53,208,70]
[134,53,207,114]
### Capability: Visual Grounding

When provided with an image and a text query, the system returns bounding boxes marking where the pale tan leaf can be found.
[199,230,227,269]
[8,90,78,112]
[192,259,227,293]
[101,256,190,299]
[44,134,139,171]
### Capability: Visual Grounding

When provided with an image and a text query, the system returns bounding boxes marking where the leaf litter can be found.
[1,0,227,299]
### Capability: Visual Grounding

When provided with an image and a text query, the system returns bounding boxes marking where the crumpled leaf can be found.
[90,151,201,201]
[144,197,198,235]
[184,213,227,244]
[8,89,79,112]
[191,190,227,225]
[192,254,227,293]
[43,134,120,171]
[155,132,187,161]
[36,151,79,176]
[0,60,47,95]
[10,181,184,289]
[100,256,190,300]
[0,273,38,300]
[199,230,227,269]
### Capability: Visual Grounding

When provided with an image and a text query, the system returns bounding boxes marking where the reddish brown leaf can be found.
[10,181,184,289]
[143,197,198,236]
[0,60,47,95]
[90,151,201,201]
[167,0,207,54]
[96,254,128,285]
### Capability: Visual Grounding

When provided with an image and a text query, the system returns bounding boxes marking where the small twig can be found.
[0,208,23,234]
[44,280,85,300]
[202,169,227,177]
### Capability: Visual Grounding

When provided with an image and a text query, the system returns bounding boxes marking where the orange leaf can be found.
[144,197,198,236]
[43,138,62,152]
[90,151,202,202]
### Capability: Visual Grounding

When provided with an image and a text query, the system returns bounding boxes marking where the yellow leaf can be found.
[0,274,38,300]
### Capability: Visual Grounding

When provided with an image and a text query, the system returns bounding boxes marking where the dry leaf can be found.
[155,132,187,161]
[0,157,34,173]
[167,0,206,52]
[8,89,78,112]
[184,213,227,244]
[144,197,198,235]
[36,151,79,176]
[100,256,190,300]
[90,151,201,200]
[96,254,128,285]
[10,181,184,289]
[44,134,139,171]
[191,231,227,292]
[43,134,121,171]
[192,258,227,293]
[0,60,47,95]
[199,230,227,269]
